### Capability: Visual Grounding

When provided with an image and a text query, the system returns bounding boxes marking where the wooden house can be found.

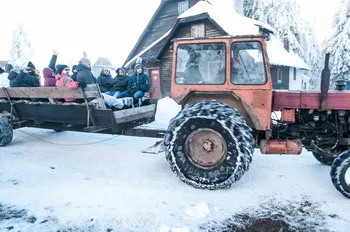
[124,0,310,98]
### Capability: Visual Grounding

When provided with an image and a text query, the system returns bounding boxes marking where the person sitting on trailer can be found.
[55,65,83,103]
[9,62,40,87]
[107,67,129,98]
[119,63,150,105]
[97,68,116,93]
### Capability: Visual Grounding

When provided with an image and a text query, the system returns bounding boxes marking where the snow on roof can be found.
[125,29,172,68]
[266,36,310,70]
[178,1,310,70]
[179,1,259,36]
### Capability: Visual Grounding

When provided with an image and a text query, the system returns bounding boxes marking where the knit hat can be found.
[56,64,69,74]
[27,61,36,70]
[5,63,13,72]
[43,67,55,78]
[134,63,142,72]
[79,57,91,68]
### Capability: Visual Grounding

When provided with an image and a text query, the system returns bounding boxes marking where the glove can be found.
[78,82,87,89]
[0,67,4,74]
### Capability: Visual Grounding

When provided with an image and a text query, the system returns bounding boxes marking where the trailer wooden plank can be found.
[0,85,101,99]
[113,104,156,123]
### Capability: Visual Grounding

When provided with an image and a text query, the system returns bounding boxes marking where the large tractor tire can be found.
[330,150,350,199]
[0,114,13,146]
[164,100,254,190]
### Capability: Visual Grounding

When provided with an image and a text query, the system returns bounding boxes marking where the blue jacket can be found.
[127,66,150,93]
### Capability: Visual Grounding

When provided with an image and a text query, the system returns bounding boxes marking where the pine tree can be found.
[244,0,322,89]
[324,0,350,84]
[10,24,33,67]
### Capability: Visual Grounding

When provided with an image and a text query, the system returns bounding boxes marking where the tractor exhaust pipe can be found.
[260,139,303,154]
[320,53,330,111]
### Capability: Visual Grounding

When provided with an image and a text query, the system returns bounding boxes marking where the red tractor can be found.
[0,35,349,199]
[162,35,350,198]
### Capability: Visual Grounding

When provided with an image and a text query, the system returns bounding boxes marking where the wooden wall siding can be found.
[130,0,200,60]
[271,66,290,90]
[160,19,226,96]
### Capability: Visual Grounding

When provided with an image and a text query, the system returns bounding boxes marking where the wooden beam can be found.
[0,84,101,99]
[113,104,156,123]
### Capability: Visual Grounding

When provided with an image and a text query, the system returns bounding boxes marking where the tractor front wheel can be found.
[164,100,254,190]
[330,150,350,199]
[0,114,13,146]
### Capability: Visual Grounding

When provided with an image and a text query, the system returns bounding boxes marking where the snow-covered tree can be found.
[244,0,322,89]
[10,24,33,67]
[324,0,350,85]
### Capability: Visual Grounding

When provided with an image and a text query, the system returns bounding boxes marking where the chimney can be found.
[233,0,244,15]
[283,37,290,52]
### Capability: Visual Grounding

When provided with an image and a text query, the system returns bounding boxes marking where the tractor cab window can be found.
[231,41,266,85]
[175,42,226,85]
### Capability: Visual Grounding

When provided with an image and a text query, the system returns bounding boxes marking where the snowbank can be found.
[139,97,181,130]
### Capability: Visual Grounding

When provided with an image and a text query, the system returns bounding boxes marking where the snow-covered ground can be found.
[0,98,349,232]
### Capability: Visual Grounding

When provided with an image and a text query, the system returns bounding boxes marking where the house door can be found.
[148,68,161,99]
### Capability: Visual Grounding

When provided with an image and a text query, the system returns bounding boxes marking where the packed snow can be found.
[0,97,349,232]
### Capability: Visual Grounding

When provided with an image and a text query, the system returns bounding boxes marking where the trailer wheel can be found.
[164,100,254,190]
[0,114,13,146]
[330,150,350,199]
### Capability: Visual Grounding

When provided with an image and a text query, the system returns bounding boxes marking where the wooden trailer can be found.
[0,84,162,146]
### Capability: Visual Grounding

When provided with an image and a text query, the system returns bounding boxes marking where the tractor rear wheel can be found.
[330,150,350,199]
[0,114,13,146]
[164,100,254,190]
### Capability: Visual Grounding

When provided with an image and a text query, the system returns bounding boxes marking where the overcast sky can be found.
[0,0,341,70]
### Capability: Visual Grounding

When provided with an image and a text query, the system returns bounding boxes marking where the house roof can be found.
[125,0,310,70]
[93,57,116,69]
[123,1,168,66]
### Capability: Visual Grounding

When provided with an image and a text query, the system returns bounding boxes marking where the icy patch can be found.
[202,197,334,232]
[160,225,190,232]
[185,202,210,219]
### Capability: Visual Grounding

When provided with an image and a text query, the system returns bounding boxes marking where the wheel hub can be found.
[185,128,227,169]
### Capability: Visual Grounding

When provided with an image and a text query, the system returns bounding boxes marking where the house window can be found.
[277,67,282,83]
[178,0,189,15]
[293,67,296,80]
[191,24,205,37]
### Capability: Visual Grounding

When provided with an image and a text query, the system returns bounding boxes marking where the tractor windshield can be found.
[175,42,226,85]
[231,41,266,85]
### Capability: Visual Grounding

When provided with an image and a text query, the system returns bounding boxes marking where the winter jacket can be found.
[97,71,116,93]
[127,66,150,93]
[43,67,56,87]
[55,73,79,102]
[76,64,96,87]
[110,68,129,92]
[7,71,18,87]
[9,71,40,87]
[49,55,58,73]
[110,75,129,92]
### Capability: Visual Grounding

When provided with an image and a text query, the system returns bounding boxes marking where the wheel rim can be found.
[185,128,227,169]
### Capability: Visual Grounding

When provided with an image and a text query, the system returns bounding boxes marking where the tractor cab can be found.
[171,35,273,130]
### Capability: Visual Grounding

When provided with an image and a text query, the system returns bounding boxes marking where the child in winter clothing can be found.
[55,65,79,102]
